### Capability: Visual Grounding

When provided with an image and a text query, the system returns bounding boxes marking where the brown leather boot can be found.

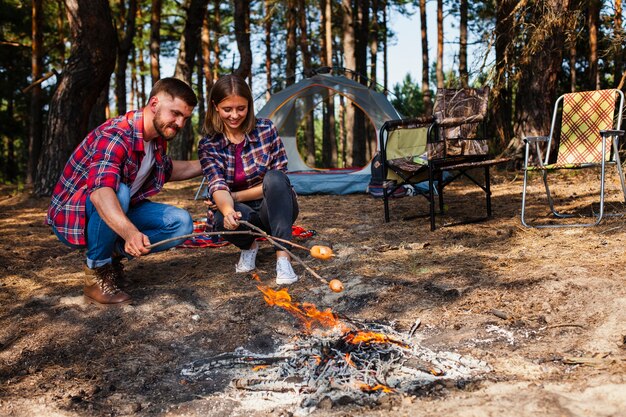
[83,263,132,306]
[84,258,131,288]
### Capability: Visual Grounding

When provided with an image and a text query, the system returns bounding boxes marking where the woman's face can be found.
[215,95,249,133]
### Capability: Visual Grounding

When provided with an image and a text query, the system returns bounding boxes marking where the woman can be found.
[198,74,299,285]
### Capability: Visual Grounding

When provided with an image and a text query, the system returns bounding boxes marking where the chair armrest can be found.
[384,116,435,130]
[523,136,549,144]
[437,115,484,128]
[600,129,625,137]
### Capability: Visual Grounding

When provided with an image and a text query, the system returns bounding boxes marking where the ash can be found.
[181,320,491,411]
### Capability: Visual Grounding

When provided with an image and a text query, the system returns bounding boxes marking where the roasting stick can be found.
[146,229,311,252]
[146,221,342,291]
[238,220,330,286]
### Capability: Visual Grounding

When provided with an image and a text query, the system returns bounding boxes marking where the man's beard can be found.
[153,109,180,140]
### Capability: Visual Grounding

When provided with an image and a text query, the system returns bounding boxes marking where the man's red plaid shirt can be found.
[46,110,173,246]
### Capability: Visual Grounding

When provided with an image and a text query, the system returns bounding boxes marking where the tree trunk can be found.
[615,0,623,88]
[212,0,221,81]
[490,0,515,152]
[419,0,432,113]
[264,0,272,100]
[201,11,214,95]
[174,0,210,82]
[353,0,368,166]
[321,0,337,167]
[34,0,117,196]
[297,0,316,166]
[172,0,209,160]
[88,86,110,132]
[569,32,577,91]
[27,0,44,185]
[382,2,388,93]
[197,48,206,142]
[114,0,137,115]
[459,0,468,88]
[150,0,162,85]
[341,0,356,167]
[436,0,444,88]
[513,0,571,142]
[367,0,379,156]
[588,0,600,89]
[233,0,252,79]
[286,0,298,85]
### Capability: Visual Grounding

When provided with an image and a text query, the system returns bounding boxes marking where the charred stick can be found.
[239,220,329,285]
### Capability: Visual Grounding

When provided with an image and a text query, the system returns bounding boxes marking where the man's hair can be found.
[203,74,256,136]
[148,77,198,107]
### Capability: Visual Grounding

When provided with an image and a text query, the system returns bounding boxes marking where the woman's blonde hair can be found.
[203,74,256,136]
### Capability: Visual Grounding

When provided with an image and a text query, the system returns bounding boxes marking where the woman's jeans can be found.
[52,183,193,269]
[215,170,299,250]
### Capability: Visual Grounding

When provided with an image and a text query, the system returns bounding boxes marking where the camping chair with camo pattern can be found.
[521,89,626,227]
[380,87,511,230]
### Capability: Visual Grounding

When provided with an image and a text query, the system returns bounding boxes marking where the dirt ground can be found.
[1,169,626,417]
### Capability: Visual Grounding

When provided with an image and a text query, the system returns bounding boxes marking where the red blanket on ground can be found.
[177,220,316,248]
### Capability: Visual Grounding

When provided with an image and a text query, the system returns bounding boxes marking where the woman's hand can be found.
[204,198,217,210]
[223,210,242,230]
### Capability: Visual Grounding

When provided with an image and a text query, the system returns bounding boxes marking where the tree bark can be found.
[233,0,252,79]
[264,0,273,100]
[459,0,468,88]
[341,0,356,167]
[419,0,432,113]
[201,10,214,95]
[588,0,600,89]
[513,0,572,142]
[27,0,44,185]
[150,0,162,85]
[382,2,388,93]
[297,0,315,166]
[352,0,368,166]
[490,0,515,151]
[436,0,444,88]
[34,0,117,196]
[286,0,298,85]
[114,0,137,115]
[321,0,337,167]
[614,0,623,88]
[172,0,209,160]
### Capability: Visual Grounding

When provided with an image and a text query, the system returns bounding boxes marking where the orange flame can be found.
[358,383,394,393]
[252,365,268,371]
[343,331,407,347]
[257,285,350,333]
[344,353,356,368]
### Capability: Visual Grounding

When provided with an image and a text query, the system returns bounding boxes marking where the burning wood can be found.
[181,284,490,410]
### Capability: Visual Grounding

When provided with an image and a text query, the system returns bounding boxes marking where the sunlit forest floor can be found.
[1,169,625,416]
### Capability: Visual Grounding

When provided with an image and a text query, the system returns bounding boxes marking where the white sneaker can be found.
[235,243,258,273]
[276,257,298,285]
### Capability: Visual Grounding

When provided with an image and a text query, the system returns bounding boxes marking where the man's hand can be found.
[124,230,151,257]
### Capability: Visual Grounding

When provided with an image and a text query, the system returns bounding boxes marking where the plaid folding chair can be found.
[521,89,626,227]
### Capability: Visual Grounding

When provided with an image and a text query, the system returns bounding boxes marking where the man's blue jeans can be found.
[52,184,193,268]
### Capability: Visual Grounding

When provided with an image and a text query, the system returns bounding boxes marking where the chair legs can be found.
[522,162,615,228]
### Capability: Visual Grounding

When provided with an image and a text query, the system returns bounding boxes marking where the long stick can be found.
[238,220,329,285]
[147,229,310,252]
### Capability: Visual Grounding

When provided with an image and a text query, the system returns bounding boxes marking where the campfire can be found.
[182,275,490,410]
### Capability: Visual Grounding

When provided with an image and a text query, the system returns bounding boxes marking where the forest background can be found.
[1,0,625,197]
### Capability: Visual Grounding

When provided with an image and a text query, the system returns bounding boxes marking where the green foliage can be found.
[390,74,424,118]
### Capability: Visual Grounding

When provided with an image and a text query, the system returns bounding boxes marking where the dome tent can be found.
[256,71,401,194]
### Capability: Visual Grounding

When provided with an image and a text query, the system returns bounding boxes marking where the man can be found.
[47,77,201,306]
